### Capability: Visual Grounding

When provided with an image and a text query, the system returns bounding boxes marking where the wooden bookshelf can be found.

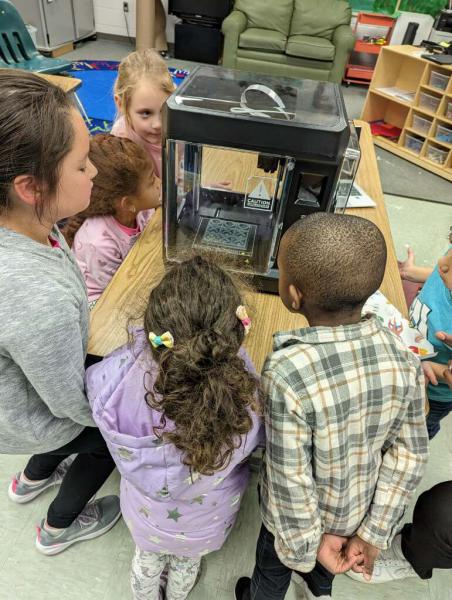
[360,45,452,182]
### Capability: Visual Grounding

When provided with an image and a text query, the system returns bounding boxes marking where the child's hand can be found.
[422,361,442,386]
[398,246,433,283]
[422,359,452,387]
[317,533,360,574]
[443,361,452,389]
[436,331,452,349]
[205,180,232,190]
[345,535,380,581]
[399,246,416,280]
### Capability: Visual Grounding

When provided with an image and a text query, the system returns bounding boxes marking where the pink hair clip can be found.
[236,305,251,335]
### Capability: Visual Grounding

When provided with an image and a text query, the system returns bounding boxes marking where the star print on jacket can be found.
[167,508,182,522]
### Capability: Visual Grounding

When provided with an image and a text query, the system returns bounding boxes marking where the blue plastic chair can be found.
[0,0,71,74]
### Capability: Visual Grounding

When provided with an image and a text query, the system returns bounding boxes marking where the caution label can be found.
[244,177,275,212]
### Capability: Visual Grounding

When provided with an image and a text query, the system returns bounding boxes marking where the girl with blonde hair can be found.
[111,49,175,179]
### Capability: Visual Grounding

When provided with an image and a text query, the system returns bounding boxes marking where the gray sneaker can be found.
[8,456,75,504]
[35,495,121,556]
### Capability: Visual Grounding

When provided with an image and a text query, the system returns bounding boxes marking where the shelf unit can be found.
[344,12,395,85]
[360,45,452,181]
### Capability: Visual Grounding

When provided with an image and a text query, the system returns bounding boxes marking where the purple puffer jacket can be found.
[86,329,263,558]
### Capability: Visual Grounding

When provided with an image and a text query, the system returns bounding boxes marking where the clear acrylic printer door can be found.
[164,140,293,276]
[333,122,361,213]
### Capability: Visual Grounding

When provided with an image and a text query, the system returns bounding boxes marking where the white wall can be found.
[94,0,178,42]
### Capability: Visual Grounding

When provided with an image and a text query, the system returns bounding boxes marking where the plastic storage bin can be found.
[404,133,424,154]
[436,124,452,144]
[447,101,452,121]
[429,71,450,91]
[426,144,448,165]
[412,114,432,135]
[418,91,441,114]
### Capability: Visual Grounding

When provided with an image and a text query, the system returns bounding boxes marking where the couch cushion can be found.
[239,28,287,52]
[290,0,351,40]
[286,34,335,61]
[234,0,294,36]
[237,48,332,71]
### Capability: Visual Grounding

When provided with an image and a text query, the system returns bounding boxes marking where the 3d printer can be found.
[162,66,360,292]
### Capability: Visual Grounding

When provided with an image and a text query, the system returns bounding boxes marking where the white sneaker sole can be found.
[345,568,417,585]
[8,477,60,505]
[345,570,372,584]
[35,510,122,556]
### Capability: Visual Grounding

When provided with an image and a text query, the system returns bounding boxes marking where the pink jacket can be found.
[72,211,153,302]
[111,116,162,179]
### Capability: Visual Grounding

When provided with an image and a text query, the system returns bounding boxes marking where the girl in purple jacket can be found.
[86,256,263,600]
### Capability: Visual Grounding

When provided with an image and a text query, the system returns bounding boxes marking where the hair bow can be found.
[149,331,174,349]
[236,305,251,335]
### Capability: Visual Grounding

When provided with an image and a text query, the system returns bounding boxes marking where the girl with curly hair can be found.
[63,134,161,305]
[86,255,263,599]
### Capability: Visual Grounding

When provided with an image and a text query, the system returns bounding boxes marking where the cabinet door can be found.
[72,0,95,39]
[42,0,75,47]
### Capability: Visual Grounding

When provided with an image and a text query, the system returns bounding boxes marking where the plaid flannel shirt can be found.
[260,315,429,572]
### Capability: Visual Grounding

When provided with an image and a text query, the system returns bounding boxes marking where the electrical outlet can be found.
[123,1,129,12]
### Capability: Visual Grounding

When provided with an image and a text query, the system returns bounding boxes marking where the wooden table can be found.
[38,73,81,94]
[38,73,92,126]
[89,121,407,371]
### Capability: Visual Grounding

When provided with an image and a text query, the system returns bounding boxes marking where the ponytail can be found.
[144,256,260,475]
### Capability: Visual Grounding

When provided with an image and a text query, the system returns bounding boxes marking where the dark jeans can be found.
[248,524,334,599]
[426,399,452,439]
[401,481,452,579]
[24,426,115,528]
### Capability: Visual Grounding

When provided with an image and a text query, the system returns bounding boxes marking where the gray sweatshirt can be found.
[0,225,95,454]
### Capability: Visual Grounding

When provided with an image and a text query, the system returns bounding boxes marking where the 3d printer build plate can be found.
[194,217,257,256]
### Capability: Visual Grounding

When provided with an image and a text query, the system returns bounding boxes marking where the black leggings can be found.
[23,353,114,528]
[24,426,115,528]
[401,481,452,579]
[23,349,113,528]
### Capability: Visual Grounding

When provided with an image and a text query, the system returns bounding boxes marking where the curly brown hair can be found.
[62,134,156,246]
[144,255,259,475]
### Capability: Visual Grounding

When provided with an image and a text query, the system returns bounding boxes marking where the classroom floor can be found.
[1,38,451,600]
[2,391,452,600]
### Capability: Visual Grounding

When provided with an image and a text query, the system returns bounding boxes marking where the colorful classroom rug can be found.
[68,60,189,135]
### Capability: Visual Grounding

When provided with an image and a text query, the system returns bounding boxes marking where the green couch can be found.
[222,0,355,83]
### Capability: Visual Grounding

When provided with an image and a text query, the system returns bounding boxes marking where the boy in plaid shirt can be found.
[235,213,429,599]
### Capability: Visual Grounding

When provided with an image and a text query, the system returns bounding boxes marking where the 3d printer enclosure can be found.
[162,66,356,293]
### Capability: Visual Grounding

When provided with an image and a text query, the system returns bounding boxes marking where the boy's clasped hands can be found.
[317,533,380,580]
